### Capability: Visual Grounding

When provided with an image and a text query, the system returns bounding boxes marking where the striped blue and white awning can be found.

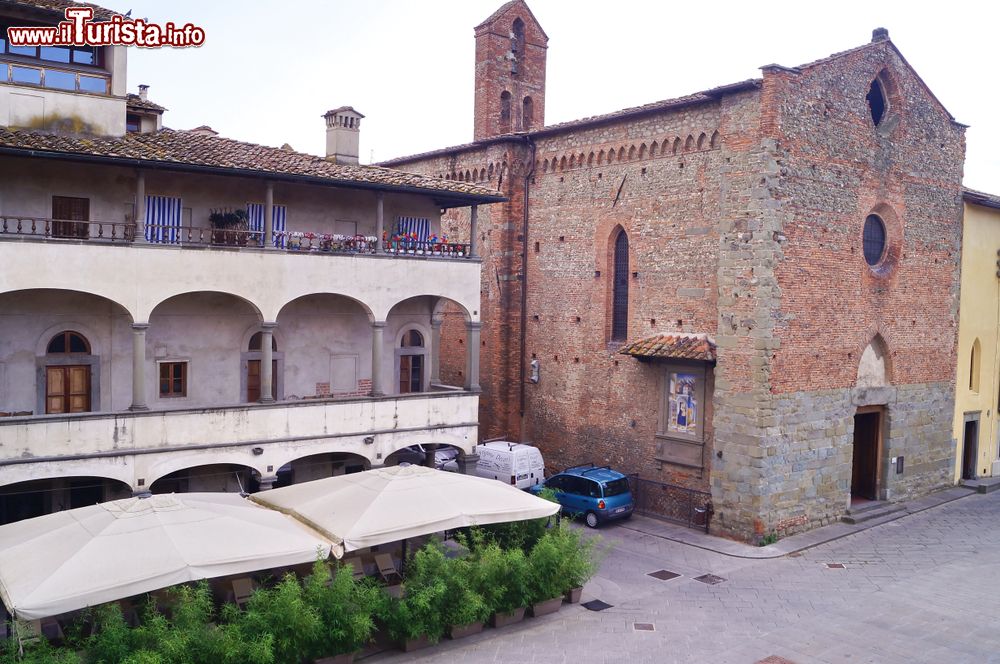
[247,203,288,248]
[145,196,182,244]
[395,216,429,241]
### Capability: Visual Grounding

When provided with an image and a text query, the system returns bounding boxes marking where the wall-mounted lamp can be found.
[251,447,264,455]
[363,435,375,445]
[529,358,540,383]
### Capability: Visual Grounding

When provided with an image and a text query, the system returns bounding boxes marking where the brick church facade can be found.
[382,1,966,541]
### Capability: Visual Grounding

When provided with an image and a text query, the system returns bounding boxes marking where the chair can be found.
[374,553,401,585]
[231,577,256,609]
[345,557,366,580]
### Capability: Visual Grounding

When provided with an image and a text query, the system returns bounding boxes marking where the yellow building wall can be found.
[952,201,1000,481]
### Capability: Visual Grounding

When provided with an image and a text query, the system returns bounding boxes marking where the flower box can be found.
[564,586,583,603]
[447,621,484,640]
[529,597,563,617]
[489,607,525,628]
[313,652,356,664]
[399,634,432,652]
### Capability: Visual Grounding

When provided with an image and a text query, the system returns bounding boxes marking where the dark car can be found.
[531,464,634,528]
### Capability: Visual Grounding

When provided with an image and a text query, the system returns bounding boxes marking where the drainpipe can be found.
[519,137,536,440]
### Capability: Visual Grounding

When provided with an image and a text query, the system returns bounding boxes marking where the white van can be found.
[475,441,545,489]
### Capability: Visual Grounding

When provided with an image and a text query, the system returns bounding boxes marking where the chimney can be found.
[138,84,149,101]
[323,106,364,165]
[871,27,889,42]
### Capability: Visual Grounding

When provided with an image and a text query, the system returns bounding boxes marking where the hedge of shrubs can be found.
[2,521,598,664]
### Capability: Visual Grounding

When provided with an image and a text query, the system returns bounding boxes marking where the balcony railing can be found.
[0,217,474,259]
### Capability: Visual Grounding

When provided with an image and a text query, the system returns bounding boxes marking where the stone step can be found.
[961,477,1000,494]
[841,503,906,525]
[846,500,890,515]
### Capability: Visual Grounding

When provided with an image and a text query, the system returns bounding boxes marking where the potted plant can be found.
[553,524,598,603]
[209,208,250,246]
[239,573,324,663]
[383,544,448,651]
[303,561,381,664]
[288,231,304,250]
[526,531,565,617]
[442,556,490,639]
[472,543,529,628]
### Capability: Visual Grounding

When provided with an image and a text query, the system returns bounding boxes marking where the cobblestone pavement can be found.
[374,492,1000,663]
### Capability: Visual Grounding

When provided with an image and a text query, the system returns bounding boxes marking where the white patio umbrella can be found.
[250,464,560,557]
[0,493,332,620]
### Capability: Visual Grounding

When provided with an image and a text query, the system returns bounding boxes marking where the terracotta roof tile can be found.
[4,0,120,21]
[125,94,167,113]
[0,126,504,203]
[963,187,1000,210]
[619,333,716,362]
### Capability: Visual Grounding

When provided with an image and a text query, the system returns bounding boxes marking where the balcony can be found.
[0,392,480,490]
[0,216,481,325]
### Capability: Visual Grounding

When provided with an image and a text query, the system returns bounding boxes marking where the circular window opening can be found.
[863,214,887,266]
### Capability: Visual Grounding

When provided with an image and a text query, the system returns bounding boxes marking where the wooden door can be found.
[46,365,91,414]
[247,359,277,402]
[851,411,881,500]
[962,419,979,480]
[398,354,423,394]
[52,196,90,239]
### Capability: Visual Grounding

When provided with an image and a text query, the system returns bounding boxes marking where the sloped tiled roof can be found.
[3,0,120,21]
[126,94,167,113]
[0,127,504,204]
[619,333,716,362]
[963,187,1000,210]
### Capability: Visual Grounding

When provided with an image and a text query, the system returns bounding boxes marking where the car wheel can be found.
[585,511,599,528]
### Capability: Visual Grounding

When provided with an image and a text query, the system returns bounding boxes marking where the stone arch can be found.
[617,146,626,161]
[542,158,549,172]
[628,145,636,160]
[684,135,695,151]
[597,150,605,165]
[146,460,262,494]
[710,130,721,149]
[146,290,263,324]
[0,475,132,524]
[587,152,595,166]
[578,153,585,167]
[464,169,471,181]
[569,154,576,168]
[638,143,647,159]
[522,95,534,131]
[856,334,891,388]
[650,141,658,157]
[274,451,372,484]
[500,90,512,133]
[607,225,630,342]
[605,149,613,164]
[697,132,707,149]
[672,137,681,154]
[559,155,567,170]
[35,320,106,357]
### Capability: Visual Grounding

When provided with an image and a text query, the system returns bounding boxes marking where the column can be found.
[264,181,274,248]
[259,322,277,403]
[371,321,386,397]
[429,316,443,385]
[464,321,481,391]
[129,323,149,411]
[134,171,147,243]
[257,475,277,491]
[459,452,480,476]
[470,204,479,258]
[423,445,437,468]
[375,192,384,254]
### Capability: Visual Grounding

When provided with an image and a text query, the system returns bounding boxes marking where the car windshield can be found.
[602,478,630,497]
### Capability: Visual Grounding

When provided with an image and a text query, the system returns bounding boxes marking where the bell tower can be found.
[473,1,548,140]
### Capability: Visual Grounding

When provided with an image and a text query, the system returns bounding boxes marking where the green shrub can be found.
[471,544,530,615]
[383,544,448,643]
[526,531,565,604]
[0,628,78,664]
[551,525,600,592]
[302,561,380,656]
[86,602,135,664]
[440,557,490,628]
[239,574,322,663]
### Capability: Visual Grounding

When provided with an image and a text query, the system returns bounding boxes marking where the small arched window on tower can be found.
[522,96,534,131]
[511,18,525,75]
[500,91,512,133]
[611,230,630,341]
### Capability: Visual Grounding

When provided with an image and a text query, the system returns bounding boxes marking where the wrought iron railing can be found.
[627,474,712,532]
[0,216,134,242]
[0,218,474,259]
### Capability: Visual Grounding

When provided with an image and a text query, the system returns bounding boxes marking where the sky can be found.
[107,0,999,192]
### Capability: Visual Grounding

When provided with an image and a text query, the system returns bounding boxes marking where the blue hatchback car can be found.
[532,464,634,528]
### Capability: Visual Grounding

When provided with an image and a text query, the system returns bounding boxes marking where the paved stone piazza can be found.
[374,491,1000,663]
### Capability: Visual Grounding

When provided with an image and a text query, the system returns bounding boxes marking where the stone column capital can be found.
[261,321,279,330]
[131,323,150,331]
[466,321,483,331]
[372,320,388,329]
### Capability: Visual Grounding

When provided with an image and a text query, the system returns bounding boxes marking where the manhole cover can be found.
[826,563,846,569]
[647,569,680,581]
[755,657,798,664]
[633,623,655,632]
[582,599,613,611]
[694,574,725,585]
